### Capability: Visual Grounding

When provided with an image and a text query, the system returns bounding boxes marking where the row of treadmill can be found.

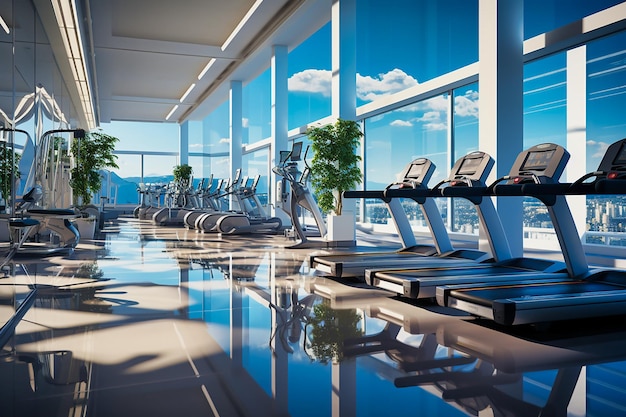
[310,138,626,327]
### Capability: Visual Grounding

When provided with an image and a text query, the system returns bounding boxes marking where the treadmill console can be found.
[591,138,626,194]
[400,158,435,186]
[449,151,494,185]
[507,143,569,184]
[598,138,626,176]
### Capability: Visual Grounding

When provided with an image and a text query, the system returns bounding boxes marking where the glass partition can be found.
[0,0,83,356]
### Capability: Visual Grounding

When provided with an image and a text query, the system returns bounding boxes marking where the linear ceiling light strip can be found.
[52,0,95,129]
[221,0,264,51]
[0,13,10,34]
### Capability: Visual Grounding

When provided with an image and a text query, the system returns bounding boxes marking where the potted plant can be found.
[173,163,193,185]
[70,130,119,206]
[308,118,363,241]
[69,130,119,238]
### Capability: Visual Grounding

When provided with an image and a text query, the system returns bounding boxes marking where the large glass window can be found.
[586,30,626,245]
[356,0,478,106]
[523,54,567,149]
[363,95,449,229]
[102,120,179,153]
[521,54,567,237]
[242,69,271,144]
[203,100,231,155]
[242,148,270,206]
[288,23,332,129]
[451,83,480,234]
[524,0,624,39]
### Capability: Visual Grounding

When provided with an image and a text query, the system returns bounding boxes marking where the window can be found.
[242,69,271,144]
[288,23,332,129]
[586,30,626,244]
[363,95,449,229]
[356,0,478,106]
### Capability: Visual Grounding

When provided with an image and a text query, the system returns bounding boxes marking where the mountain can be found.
[103,172,175,205]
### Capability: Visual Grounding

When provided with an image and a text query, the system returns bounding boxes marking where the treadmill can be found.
[365,143,574,299]
[310,151,510,278]
[437,138,626,326]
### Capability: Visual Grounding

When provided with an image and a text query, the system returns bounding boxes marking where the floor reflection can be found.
[1,217,625,416]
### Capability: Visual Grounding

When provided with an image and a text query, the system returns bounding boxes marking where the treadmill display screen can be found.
[457,157,482,175]
[521,150,555,171]
[613,143,626,165]
[406,163,424,179]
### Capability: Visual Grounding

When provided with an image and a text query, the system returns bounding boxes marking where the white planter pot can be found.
[73,216,97,240]
[326,212,355,242]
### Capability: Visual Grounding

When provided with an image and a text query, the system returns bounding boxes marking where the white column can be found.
[478,0,524,256]
[179,121,189,165]
[566,46,587,238]
[271,45,290,220]
[331,360,356,417]
[331,0,356,121]
[331,0,358,216]
[230,80,243,210]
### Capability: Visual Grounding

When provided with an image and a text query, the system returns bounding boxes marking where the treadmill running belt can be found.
[450,281,619,307]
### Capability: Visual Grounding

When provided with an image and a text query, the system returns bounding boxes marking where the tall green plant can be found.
[308,119,363,215]
[173,164,193,184]
[70,131,119,206]
[0,146,20,206]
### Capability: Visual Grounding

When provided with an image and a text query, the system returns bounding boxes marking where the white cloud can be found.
[423,122,447,131]
[390,119,413,127]
[357,69,418,101]
[288,69,332,96]
[454,90,479,118]
[587,139,611,158]
[417,111,442,123]
[287,68,419,102]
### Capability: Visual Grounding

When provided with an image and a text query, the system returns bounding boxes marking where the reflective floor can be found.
[2,217,626,417]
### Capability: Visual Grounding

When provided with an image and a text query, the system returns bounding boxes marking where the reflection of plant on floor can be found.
[306,299,362,364]
[75,262,104,279]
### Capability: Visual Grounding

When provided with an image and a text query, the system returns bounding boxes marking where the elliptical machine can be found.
[272,142,327,248]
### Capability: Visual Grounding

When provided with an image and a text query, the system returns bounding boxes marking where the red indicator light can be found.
[513,177,521,183]
[608,172,618,179]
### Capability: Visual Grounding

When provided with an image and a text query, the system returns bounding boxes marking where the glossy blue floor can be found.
[1,217,626,417]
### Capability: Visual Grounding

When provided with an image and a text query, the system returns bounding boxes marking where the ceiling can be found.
[88,0,329,125]
[39,0,329,127]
